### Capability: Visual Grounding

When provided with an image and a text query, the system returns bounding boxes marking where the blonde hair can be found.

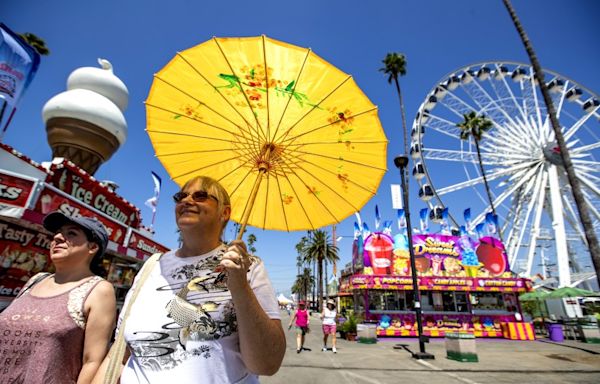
[181,176,231,232]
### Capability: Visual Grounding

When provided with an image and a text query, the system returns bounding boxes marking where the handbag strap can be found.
[104,252,162,384]
[16,272,51,298]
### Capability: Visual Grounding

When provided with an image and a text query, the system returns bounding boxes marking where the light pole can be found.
[394,155,434,360]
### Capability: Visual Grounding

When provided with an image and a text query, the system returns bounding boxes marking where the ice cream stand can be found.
[0,143,169,309]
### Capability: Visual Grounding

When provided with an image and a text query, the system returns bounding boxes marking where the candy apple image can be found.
[475,237,507,277]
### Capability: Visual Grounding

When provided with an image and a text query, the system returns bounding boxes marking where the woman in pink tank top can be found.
[0,211,116,383]
[287,300,310,353]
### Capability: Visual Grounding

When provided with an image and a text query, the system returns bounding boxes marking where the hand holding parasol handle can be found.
[214,145,272,272]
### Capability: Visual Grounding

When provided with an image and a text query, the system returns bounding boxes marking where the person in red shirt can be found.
[288,300,310,353]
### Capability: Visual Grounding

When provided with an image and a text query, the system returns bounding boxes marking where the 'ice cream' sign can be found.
[46,161,140,227]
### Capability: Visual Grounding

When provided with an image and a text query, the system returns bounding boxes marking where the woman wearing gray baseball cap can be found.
[0,210,116,383]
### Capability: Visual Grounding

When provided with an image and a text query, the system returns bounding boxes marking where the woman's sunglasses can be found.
[172,191,218,203]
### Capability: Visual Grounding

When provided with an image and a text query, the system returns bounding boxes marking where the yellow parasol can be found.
[146,36,387,236]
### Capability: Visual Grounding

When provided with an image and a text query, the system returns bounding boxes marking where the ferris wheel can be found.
[411,61,600,288]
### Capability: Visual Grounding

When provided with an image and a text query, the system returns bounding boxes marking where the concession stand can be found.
[0,57,171,311]
[0,143,168,310]
[340,231,533,338]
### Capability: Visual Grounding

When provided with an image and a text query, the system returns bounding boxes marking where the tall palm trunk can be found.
[394,78,410,192]
[476,137,503,242]
[317,257,324,312]
[503,0,600,287]
[475,138,496,217]
[312,260,316,309]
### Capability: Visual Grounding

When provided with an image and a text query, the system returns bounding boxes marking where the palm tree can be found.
[380,53,409,155]
[381,52,412,215]
[457,111,497,217]
[302,229,339,312]
[232,223,258,253]
[247,233,257,254]
[295,235,308,276]
[502,0,600,287]
[291,267,314,300]
[17,32,50,55]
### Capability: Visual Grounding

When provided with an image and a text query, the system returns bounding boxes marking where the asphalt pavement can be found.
[261,310,600,384]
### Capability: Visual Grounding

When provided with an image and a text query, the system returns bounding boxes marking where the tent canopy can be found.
[545,287,599,299]
[519,290,550,301]
[277,293,293,304]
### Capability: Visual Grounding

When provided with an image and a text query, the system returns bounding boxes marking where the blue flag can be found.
[440,208,450,234]
[383,220,393,235]
[485,212,498,236]
[475,223,485,239]
[397,209,406,231]
[362,222,371,239]
[463,208,472,232]
[419,208,429,233]
[353,222,361,240]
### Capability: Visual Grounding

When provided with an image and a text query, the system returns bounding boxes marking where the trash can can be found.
[547,324,564,342]
[578,324,600,344]
[445,333,478,362]
[357,323,377,344]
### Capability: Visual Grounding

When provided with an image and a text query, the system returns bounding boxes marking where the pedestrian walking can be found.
[288,300,310,353]
[320,299,337,353]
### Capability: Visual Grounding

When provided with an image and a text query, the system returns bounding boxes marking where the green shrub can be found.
[342,313,358,333]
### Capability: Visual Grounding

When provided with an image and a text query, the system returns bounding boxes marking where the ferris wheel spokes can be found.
[469,164,542,231]
[564,106,600,141]
[573,141,600,154]
[460,75,515,128]
[490,64,529,119]
[421,115,463,139]
[436,88,479,119]
[506,173,541,267]
[519,69,541,125]
[561,193,589,244]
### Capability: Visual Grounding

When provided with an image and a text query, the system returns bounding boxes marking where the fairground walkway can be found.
[263,310,600,384]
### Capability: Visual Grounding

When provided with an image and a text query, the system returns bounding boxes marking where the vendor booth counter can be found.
[0,143,169,310]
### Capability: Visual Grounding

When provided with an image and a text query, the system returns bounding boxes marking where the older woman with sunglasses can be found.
[94,176,285,384]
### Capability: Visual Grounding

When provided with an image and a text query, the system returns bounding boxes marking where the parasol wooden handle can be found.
[236,168,266,240]
[235,143,272,240]
[213,168,265,273]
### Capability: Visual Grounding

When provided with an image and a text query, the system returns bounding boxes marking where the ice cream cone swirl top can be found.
[42,58,129,145]
[67,59,129,111]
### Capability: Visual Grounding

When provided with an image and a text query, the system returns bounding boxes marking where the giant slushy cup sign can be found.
[364,233,393,275]
[0,23,40,139]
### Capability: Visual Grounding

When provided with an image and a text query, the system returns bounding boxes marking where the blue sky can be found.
[3,0,600,294]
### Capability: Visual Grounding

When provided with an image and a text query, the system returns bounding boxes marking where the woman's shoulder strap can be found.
[16,272,51,298]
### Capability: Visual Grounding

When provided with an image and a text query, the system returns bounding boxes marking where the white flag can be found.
[390,184,402,209]
[145,171,162,213]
